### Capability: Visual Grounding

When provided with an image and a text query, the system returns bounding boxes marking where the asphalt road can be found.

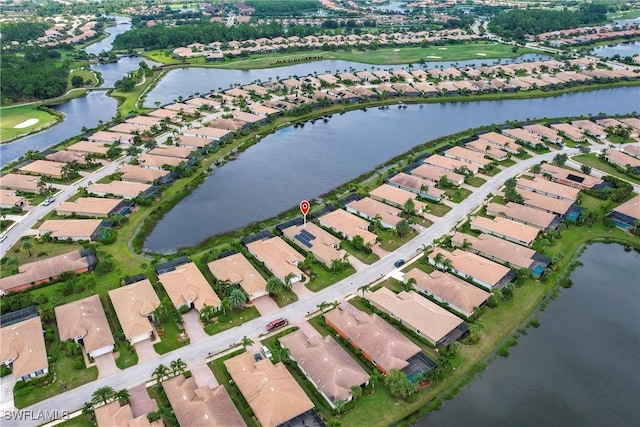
[0,147,583,427]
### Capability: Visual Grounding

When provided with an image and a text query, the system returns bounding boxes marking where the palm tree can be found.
[334,399,346,415]
[317,301,331,314]
[170,358,187,376]
[115,389,130,405]
[240,336,254,350]
[357,284,370,298]
[228,287,247,311]
[199,304,216,323]
[82,401,95,422]
[405,278,417,292]
[442,258,454,272]
[273,346,290,363]
[461,239,472,250]
[266,277,283,296]
[531,163,541,177]
[21,238,33,256]
[91,385,116,406]
[433,251,445,266]
[283,273,297,290]
[219,298,232,316]
[153,364,169,384]
[350,385,363,406]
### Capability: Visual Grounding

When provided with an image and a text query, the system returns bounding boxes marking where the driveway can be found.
[95,353,120,379]
[134,339,159,364]
[128,384,158,418]
[187,360,219,389]
[182,311,208,343]
[291,319,322,339]
[293,282,314,301]
[252,295,280,316]
[347,255,367,272]
[0,375,16,411]
[371,243,389,258]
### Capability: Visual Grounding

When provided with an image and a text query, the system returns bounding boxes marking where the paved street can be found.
[1,147,584,427]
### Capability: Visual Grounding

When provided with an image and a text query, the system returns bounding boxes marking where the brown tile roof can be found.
[367,288,463,346]
[118,164,170,183]
[519,189,573,215]
[324,303,420,373]
[0,173,40,192]
[94,401,161,427]
[148,146,193,159]
[232,111,264,124]
[56,197,123,218]
[279,330,369,405]
[465,140,509,160]
[45,150,88,165]
[138,153,183,169]
[428,247,510,289]
[38,219,103,240]
[444,146,491,166]
[158,262,220,311]
[470,216,540,246]
[346,197,402,228]
[0,189,25,208]
[185,126,233,140]
[163,375,245,427]
[246,236,305,284]
[452,232,536,270]
[404,269,489,317]
[539,163,602,189]
[384,175,444,201]
[207,253,267,300]
[55,295,114,354]
[523,124,562,142]
[549,123,585,141]
[108,280,160,341]
[19,160,64,178]
[66,141,109,155]
[282,222,342,268]
[486,202,556,230]
[176,135,214,148]
[606,149,640,168]
[87,181,152,199]
[409,164,465,184]
[125,115,162,127]
[0,316,48,379]
[613,194,640,221]
[423,154,479,174]
[224,352,313,427]
[317,209,377,246]
[0,249,92,294]
[516,178,579,201]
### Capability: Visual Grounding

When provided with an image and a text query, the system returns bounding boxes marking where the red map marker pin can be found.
[300,200,310,215]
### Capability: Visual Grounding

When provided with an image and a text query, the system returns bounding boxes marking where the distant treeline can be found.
[246,0,320,16]
[1,47,68,103]
[488,3,609,40]
[112,22,317,51]
[1,21,49,44]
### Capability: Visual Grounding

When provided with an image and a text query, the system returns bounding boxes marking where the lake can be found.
[591,41,640,58]
[420,243,640,427]
[143,86,639,253]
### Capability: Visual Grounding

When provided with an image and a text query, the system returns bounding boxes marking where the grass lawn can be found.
[490,195,506,205]
[421,200,452,217]
[54,416,95,427]
[341,240,380,265]
[1,240,84,277]
[572,153,640,184]
[68,68,97,87]
[0,104,60,142]
[579,193,606,211]
[465,176,487,187]
[203,307,260,335]
[499,158,517,167]
[154,320,189,355]
[115,341,139,370]
[445,187,472,203]
[408,260,436,275]
[305,264,356,292]
[378,229,417,251]
[143,42,535,69]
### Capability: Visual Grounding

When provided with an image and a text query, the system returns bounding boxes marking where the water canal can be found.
[420,243,640,427]
[144,86,639,253]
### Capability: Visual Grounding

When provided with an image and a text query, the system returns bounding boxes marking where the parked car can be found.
[261,345,273,359]
[394,259,406,268]
[253,353,263,362]
[0,233,7,243]
[265,318,288,332]
[42,197,55,206]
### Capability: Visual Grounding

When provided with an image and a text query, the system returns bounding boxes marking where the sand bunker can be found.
[426,55,442,59]
[438,47,448,50]
[476,53,488,56]
[13,118,39,129]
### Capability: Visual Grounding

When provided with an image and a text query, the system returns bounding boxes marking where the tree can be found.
[384,369,412,399]
[350,385,363,406]
[334,399,346,415]
[461,239,472,250]
[240,336,254,350]
[20,238,33,256]
[228,287,247,311]
[317,301,331,314]
[357,284,370,297]
[170,358,187,376]
[266,277,283,296]
[71,75,84,87]
[115,389,130,405]
[219,297,232,316]
[468,321,484,343]
[153,364,169,384]
[581,164,592,175]
[442,257,453,272]
[404,277,417,292]
[552,153,568,166]
[91,385,116,406]
[284,273,297,290]
[530,163,541,176]
[396,219,411,237]
[403,198,415,216]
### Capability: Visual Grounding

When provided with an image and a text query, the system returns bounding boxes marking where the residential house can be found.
[608,194,640,230]
[224,352,315,427]
[452,232,537,270]
[88,131,135,145]
[516,178,580,202]
[281,222,343,269]
[94,401,163,427]
[444,146,491,168]
[87,181,152,199]
[0,174,40,193]
[138,154,183,170]
[158,262,221,312]
[549,123,586,142]
[118,165,171,184]
[56,197,125,218]
[571,120,607,139]
[477,132,519,154]
[465,139,509,161]
[279,330,369,408]
[176,135,216,150]
[0,249,96,295]
[523,124,563,144]
[184,127,231,141]
[385,175,444,202]
[55,295,115,359]
[245,236,305,284]
[19,160,64,179]
[345,197,402,229]
[317,209,377,247]
[404,269,489,318]
[108,280,160,344]
[486,202,558,231]
[148,146,193,159]
[500,128,542,147]
[409,164,465,186]
[427,248,512,290]
[207,253,267,301]
[0,317,49,381]
[519,189,574,216]
[605,149,640,172]
[37,219,103,241]
[66,141,109,156]
[324,303,420,375]
[162,374,245,427]
[423,154,479,174]
[367,288,464,347]
[0,189,26,209]
[539,163,603,189]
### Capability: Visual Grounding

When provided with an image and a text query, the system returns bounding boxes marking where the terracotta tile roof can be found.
[613,194,640,221]
[470,216,540,246]
[317,209,377,246]
[87,181,152,199]
[281,222,342,268]
[404,269,489,317]
[158,262,220,311]
[539,163,602,188]
[56,197,123,217]
[0,174,40,192]
[367,288,463,346]
[0,317,48,379]
[148,146,193,159]
[163,375,245,427]
[346,197,402,228]
[118,164,170,183]
[38,219,103,240]
[428,248,510,289]
[207,253,267,299]
[108,280,160,341]
[224,353,313,427]
[409,164,464,184]
[66,141,109,155]
[246,236,305,284]
[516,178,579,201]
[19,160,64,178]
[486,202,556,230]
[519,189,573,215]
[279,330,369,404]
[55,295,114,354]
[452,232,536,270]
[324,303,420,372]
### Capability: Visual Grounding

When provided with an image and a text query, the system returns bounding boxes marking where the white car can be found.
[42,197,55,206]
[0,233,6,243]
